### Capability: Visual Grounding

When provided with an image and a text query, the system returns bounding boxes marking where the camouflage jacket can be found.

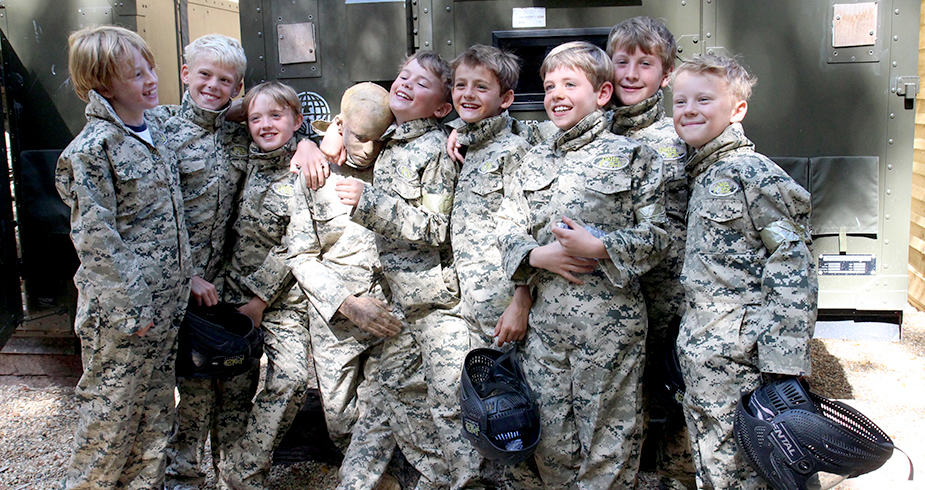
[351,117,459,314]
[150,91,250,283]
[499,110,668,289]
[450,111,529,322]
[610,91,690,306]
[285,164,385,323]
[223,138,298,306]
[683,122,816,375]
[56,90,190,335]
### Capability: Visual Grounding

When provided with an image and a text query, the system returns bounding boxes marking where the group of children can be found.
[55,13,815,490]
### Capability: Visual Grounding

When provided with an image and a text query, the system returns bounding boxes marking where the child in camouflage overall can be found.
[497,41,668,488]
[57,25,190,489]
[671,54,816,489]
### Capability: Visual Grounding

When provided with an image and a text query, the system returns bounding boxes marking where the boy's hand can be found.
[319,123,347,165]
[494,285,532,346]
[293,139,331,190]
[190,276,219,307]
[529,241,597,285]
[446,128,465,163]
[552,216,608,259]
[224,98,245,123]
[338,295,402,337]
[238,296,268,328]
[135,321,154,337]
[335,178,365,207]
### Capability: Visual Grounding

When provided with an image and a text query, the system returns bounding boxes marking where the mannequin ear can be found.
[500,90,515,109]
[730,99,748,123]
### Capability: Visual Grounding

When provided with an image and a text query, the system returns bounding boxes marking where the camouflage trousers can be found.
[219,291,314,490]
[639,271,696,488]
[309,305,383,451]
[677,304,769,490]
[65,286,187,490]
[525,274,647,488]
[165,369,259,489]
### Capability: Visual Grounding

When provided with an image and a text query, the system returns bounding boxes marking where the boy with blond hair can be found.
[497,41,667,487]
[607,16,696,487]
[215,81,313,489]
[671,54,815,488]
[57,25,190,488]
[148,34,255,489]
[335,50,482,488]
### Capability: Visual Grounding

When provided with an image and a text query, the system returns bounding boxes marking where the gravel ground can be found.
[2,305,924,489]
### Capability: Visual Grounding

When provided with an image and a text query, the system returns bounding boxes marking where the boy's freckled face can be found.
[543,66,610,131]
[181,60,240,111]
[247,94,302,152]
[452,63,511,123]
[101,46,158,126]
[672,71,745,149]
[611,47,668,106]
[389,59,449,124]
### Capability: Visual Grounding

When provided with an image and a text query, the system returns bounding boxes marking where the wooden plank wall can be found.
[908,0,925,309]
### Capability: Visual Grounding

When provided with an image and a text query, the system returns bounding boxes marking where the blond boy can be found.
[496,41,667,487]
[56,25,190,488]
[147,34,256,489]
[672,54,815,488]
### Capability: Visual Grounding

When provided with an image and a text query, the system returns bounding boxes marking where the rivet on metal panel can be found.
[850,56,856,62]
[281,67,286,72]
[886,239,891,245]
[707,49,713,55]
[886,214,891,220]
[678,47,683,53]
[256,7,261,13]
[890,113,895,118]
[311,66,317,71]
[446,6,451,11]
[258,32,263,37]
[893,61,897,67]
[888,138,894,144]
[888,163,894,170]
[447,40,452,45]
[886,188,892,195]
[893,35,899,41]
[681,0,686,5]
[706,32,711,38]
[424,7,429,13]
[692,38,698,44]
[833,50,838,56]
[259,55,264,60]
[308,15,313,20]
[895,8,900,14]
[706,0,711,3]
[836,15,841,21]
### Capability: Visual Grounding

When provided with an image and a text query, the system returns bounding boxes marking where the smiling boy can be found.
[497,41,668,488]
[148,34,257,489]
[57,25,190,488]
[672,54,816,488]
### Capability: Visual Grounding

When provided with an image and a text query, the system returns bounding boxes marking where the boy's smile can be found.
[247,93,303,152]
[181,60,241,111]
[543,66,612,130]
[99,46,158,127]
[389,59,451,124]
[611,47,668,106]
[671,71,747,149]
[452,63,513,124]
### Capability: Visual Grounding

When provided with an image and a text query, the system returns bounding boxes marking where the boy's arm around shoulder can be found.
[351,135,456,247]
[285,172,356,322]
[742,157,816,376]
[598,142,670,287]
[56,146,154,335]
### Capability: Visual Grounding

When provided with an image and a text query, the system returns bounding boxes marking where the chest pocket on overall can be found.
[583,167,633,226]
[112,157,153,220]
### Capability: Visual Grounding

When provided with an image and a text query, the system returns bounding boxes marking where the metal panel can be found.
[346,1,408,82]
[0,3,22,348]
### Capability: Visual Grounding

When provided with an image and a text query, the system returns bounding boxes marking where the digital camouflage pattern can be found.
[149,92,254,489]
[285,165,388,448]
[56,90,191,489]
[497,110,668,488]
[609,90,696,487]
[216,138,313,489]
[679,122,816,489]
[450,111,530,344]
[352,118,482,488]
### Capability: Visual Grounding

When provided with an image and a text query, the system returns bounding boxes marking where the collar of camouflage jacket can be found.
[84,89,160,149]
[608,90,664,136]
[552,109,608,154]
[456,110,513,148]
[179,90,227,131]
[248,136,298,167]
[685,122,755,178]
[382,117,444,143]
